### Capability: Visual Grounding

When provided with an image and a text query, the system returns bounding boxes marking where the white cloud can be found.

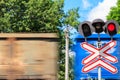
[87,0,117,21]
[82,0,91,9]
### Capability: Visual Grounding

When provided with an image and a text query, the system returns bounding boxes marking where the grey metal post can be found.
[65,27,69,80]
[97,33,102,80]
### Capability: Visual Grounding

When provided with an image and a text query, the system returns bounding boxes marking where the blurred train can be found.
[0,33,58,80]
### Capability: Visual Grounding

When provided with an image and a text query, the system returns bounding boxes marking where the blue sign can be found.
[73,34,120,80]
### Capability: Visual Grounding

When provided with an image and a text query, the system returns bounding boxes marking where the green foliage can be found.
[58,31,66,80]
[0,0,64,32]
[63,8,80,27]
[107,0,120,33]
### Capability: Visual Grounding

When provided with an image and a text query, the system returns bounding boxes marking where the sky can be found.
[64,0,117,22]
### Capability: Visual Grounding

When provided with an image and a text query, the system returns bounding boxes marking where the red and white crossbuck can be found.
[81,40,118,74]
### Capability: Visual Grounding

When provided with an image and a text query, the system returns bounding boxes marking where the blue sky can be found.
[64,0,117,22]
[63,0,117,40]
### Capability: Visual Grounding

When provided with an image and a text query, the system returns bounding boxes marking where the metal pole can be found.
[98,66,101,80]
[65,27,69,80]
[111,36,113,40]
[84,37,87,42]
[97,33,102,80]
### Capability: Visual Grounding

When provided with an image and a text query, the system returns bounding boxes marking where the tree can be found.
[107,0,120,33]
[58,8,80,80]
[0,0,64,32]
[63,8,80,28]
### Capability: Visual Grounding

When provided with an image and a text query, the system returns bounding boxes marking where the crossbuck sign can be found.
[81,40,118,74]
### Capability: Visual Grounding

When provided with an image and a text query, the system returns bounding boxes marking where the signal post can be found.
[78,19,119,80]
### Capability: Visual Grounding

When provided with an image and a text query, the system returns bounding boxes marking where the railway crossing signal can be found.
[82,59,117,74]
[78,19,119,79]
[104,20,119,36]
[78,21,94,37]
[92,19,105,33]
[78,19,119,37]
[81,40,118,74]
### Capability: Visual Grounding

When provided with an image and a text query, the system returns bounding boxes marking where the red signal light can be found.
[104,20,119,36]
[107,23,115,31]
